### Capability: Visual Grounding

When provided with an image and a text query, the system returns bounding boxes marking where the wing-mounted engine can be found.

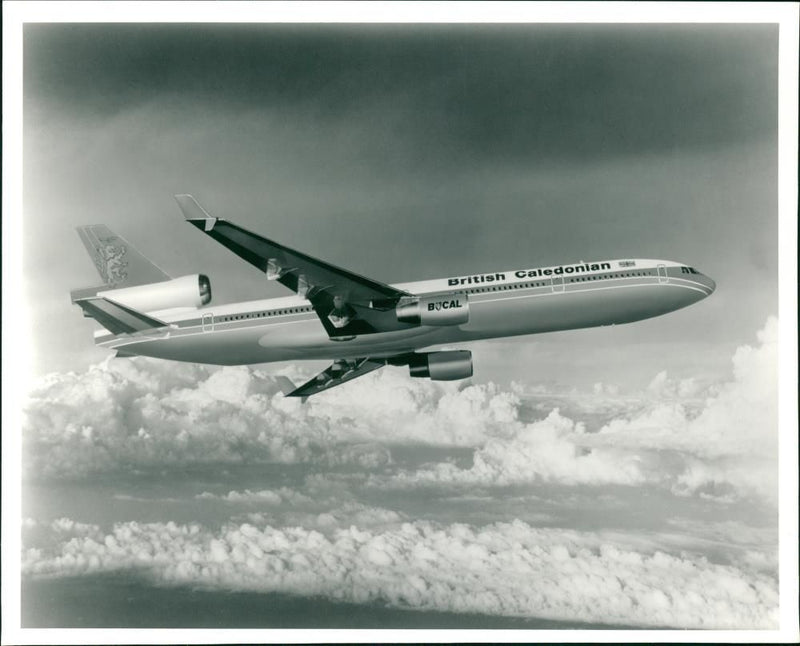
[396,293,469,326]
[95,274,211,312]
[407,350,473,380]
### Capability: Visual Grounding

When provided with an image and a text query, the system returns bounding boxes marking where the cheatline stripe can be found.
[97,279,708,347]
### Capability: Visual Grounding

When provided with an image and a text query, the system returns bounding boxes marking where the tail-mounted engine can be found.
[96,274,211,312]
[396,293,469,326]
[408,350,473,381]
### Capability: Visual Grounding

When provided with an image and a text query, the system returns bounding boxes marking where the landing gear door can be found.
[202,313,214,332]
[657,264,669,284]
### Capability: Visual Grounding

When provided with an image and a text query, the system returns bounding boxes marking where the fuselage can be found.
[96,258,715,365]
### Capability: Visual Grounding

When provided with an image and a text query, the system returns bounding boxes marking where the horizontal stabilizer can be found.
[73,296,168,335]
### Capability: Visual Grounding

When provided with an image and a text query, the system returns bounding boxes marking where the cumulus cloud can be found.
[644,371,709,400]
[19,320,781,629]
[196,487,313,506]
[22,516,778,629]
[23,358,518,479]
[597,318,777,456]
[593,381,620,397]
[375,318,778,504]
[381,408,646,487]
[593,316,778,502]
[241,502,408,532]
[24,318,778,507]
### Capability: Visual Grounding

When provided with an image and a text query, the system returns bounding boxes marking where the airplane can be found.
[71,195,716,399]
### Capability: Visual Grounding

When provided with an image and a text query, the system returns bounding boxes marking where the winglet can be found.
[274,376,308,403]
[174,194,218,232]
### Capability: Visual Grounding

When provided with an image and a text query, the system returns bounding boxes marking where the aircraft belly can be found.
[109,318,449,365]
[110,327,298,365]
[256,319,449,360]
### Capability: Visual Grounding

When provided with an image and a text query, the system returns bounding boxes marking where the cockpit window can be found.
[681,266,699,274]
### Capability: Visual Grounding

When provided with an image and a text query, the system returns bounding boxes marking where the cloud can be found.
[23,516,777,629]
[196,487,313,506]
[646,371,705,400]
[23,360,518,479]
[380,408,646,488]
[19,320,780,629]
[663,518,778,572]
[593,316,778,502]
[24,318,778,507]
[597,317,777,455]
[240,502,408,532]
[374,318,778,504]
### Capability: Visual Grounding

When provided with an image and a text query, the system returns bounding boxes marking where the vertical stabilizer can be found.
[77,225,171,288]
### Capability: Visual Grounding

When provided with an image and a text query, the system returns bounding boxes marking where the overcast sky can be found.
[14,16,791,636]
[23,22,778,384]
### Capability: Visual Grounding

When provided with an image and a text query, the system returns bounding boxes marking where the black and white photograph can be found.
[3,1,798,642]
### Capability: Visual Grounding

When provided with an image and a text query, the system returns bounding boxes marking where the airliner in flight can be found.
[71,195,715,398]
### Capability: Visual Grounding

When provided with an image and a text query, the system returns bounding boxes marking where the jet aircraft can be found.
[71,195,716,398]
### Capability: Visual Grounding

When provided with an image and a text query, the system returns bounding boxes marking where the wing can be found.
[174,195,416,338]
[281,358,387,398]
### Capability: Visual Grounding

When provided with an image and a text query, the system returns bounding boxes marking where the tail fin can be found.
[77,225,170,288]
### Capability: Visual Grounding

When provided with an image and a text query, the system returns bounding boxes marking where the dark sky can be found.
[22,23,779,380]
[26,24,777,161]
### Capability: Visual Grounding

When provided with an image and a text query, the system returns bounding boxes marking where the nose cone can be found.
[700,273,716,295]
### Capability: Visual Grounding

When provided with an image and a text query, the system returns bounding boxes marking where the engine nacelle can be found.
[97,274,211,312]
[409,350,473,381]
[396,293,469,326]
